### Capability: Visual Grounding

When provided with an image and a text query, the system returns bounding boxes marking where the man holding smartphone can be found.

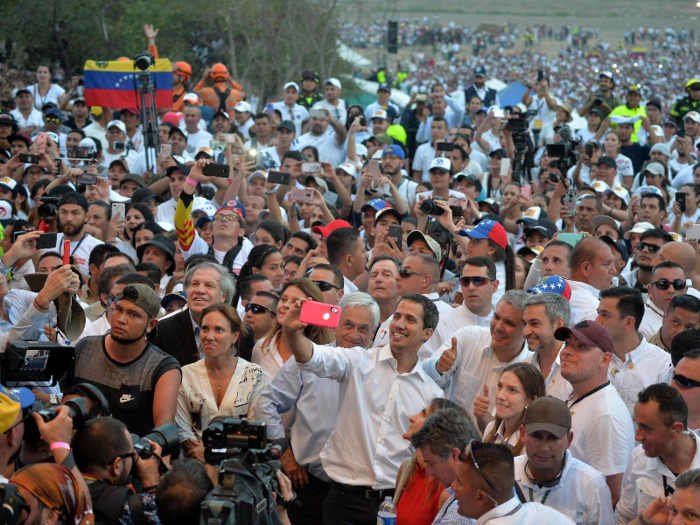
[294,108,346,168]
[101,120,137,170]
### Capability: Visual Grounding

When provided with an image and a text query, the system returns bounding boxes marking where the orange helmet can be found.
[173,61,192,80]
[211,63,229,81]
[116,57,131,62]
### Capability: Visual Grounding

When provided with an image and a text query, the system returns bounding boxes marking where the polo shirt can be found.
[609,338,673,415]
[567,280,601,326]
[568,383,635,476]
[474,496,575,525]
[514,450,614,525]
[424,326,532,422]
[616,431,700,524]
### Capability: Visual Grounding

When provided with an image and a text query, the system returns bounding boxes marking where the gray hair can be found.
[184,261,236,303]
[339,292,380,330]
[523,293,571,326]
[676,469,700,491]
[497,290,530,312]
[410,408,480,460]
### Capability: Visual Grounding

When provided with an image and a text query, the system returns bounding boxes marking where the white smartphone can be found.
[686,224,700,240]
[112,203,125,220]
[160,144,172,156]
[500,158,511,177]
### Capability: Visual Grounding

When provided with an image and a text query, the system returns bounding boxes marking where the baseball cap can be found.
[248,170,267,183]
[120,107,139,116]
[0,177,17,193]
[554,320,615,354]
[305,176,329,193]
[664,119,678,128]
[337,162,358,179]
[587,107,603,118]
[8,133,31,148]
[311,219,352,238]
[216,200,246,221]
[643,162,666,177]
[117,284,161,319]
[684,112,700,123]
[183,93,201,105]
[474,66,487,76]
[454,172,482,192]
[650,143,671,157]
[489,148,508,159]
[459,219,508,250]
[371,109,388,121]
[590,180,612,195]
[234,101,252,113]
[516,207,548,225]
[523,397,572,438]
[195,146,214,159]
[407,230,441,260]
[374,207,402,225]
[59,191,89,212]
[527,275,572,300]
[13,87,31,97]
[517,245,544,259]
[166,163,191,178]
[377,82,391,93]
[647,99,663,110]
[361,198,391,213]
[45,108,64,120]
[106,120,127,133]
[168,126,188,140]
[0,114,18,133]
[324,78,342,90]
[623,221,655,240]
[46,131,59,144]
[301,70,319,82]
[161,290,187,309]
[283,82,300,92]
[120,174,145,188]
[596,156,617,169]
[193,202,217,218]
[604,184,630,206]
[429,157,452,173]
[131,187,162,205]
[593,216,621,234]
[599,71,614,81]
[162,112,183,126]
[636,185,664,197]
[0,385,35,434]
[628,84,642,94]
[599,235,630,264]
[277,120,296,133]
[479,198,500,216]
[382,144,405,160]
[524,219,557,239]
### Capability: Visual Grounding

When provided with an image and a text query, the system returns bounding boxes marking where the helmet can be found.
[116,57,131,62]
[173,61,192,80]
[686,78,700,90]
[211,63,229,81]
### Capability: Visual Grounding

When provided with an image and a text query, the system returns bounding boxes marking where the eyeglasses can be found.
[3,409,31,435]
[108,450,139,465]
[637,242,661,254]
[45,117,62,124]
[673,373,700,389]
[213,214,240,223]
[310,280,341,292]
[460,276,495,287]
[398,268,425,279]
[245,303,274,315]
[651,279,686,291]
[467,439,501,494]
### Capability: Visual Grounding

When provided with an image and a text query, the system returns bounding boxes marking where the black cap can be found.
[137,234,176,274]
[455,172,483,192]
[647,99,662,110]
[0,114,18,133]
[587,107,603,118]
[301,70,320,82]
[59,191,89,212]
[277,120,296,133]
[131,187,162,204]
[168,127,187,140]
[596,156,617,169]
[166,163,191,177]
[599,235,630,263]
[489,148,507,158]
[524,219,557,239]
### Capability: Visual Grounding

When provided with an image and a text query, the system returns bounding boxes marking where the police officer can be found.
[670,78,700,132]
[299,70,323,110]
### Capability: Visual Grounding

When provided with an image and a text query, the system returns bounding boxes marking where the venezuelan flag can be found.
[83,58,173,108]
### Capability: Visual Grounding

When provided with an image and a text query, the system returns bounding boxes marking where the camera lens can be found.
[420,199,444,216]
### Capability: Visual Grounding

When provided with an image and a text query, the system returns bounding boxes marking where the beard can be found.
[59,218,85,237]
[111,324,148,345]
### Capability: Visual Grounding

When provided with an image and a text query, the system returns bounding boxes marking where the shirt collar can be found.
[567,279,601,296]
[476,496,520,525]
[611,336,646,366]
[646,298,665,317]
[644,431,700,476]
[378,344,429,380]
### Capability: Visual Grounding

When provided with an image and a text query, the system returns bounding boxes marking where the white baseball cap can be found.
[623,221,655,240]
[337,162,358,179]
[283,82,300,92]
[324,78,342,90]
[107,120,127,133]
[234,101,252,113]
[429,157,452,173]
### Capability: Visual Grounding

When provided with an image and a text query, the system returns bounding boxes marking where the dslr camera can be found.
[37,196,61,218]
[420,197,462,217]
[131,424,180,460]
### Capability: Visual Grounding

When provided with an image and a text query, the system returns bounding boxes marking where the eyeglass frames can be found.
[466,439,501,494]
[245,303,275,315]
[637,242,661,254]
[310,280,342,292]
[673,373,700,389]
[460,276,495,287]
[398,269,425,279]
[651,279,686,291]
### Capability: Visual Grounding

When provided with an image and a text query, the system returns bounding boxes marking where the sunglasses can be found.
[398,268,425,279]
[45,117,62,124]
[460,276,495,287]
[213,214,240,223]
[310,280,341,292]
[637,242,660,254]
[651,279,686,291]
[673,373,700,389]
[245,303,274,315]
[467,439,501,494]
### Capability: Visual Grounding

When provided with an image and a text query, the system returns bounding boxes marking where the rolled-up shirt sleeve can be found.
[297,343,362,382]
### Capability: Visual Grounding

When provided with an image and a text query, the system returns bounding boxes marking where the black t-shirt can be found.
[68,336,181,436]
[620,143,651,174]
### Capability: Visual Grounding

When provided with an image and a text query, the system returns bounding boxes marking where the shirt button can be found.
[629,364,635,369]
[390,396,395,401]
[378,440,383,445]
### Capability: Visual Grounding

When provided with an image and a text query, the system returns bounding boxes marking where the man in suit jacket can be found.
[464,66,500,109]
[148,261,237,367]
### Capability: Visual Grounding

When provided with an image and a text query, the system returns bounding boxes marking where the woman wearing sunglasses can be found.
[479,363,546,456]
[175,304,265,462]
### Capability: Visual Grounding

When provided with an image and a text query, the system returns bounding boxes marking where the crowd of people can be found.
[0,17,700,525]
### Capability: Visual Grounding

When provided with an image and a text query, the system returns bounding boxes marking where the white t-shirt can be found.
[50,232,104,278]
[101,149,139,172]
[9,108,43,130]
[568,383,635,476]
[185,129,214,156]
[615,153,635,180]
[26,83,66,110]
[527,95,556,131]
[294,131,344,168]
[469,149,489,173]
[270,102,309,136]
[236,118,254,140]
[576,127,598,145]
[412,142,436,183]
[312,99,349,126]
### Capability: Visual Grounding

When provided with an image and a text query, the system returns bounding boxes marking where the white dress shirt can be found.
[616,431,700,524]
[175,358,265,442]
[421,304,494,359]
[568,383,635,476]
[343,275,359,296]
[474,496,575,525]
[567,280,601,326]
[483,420,522,452]
[423,326,532,422]
[639,298,664,339]
[298,342,443,489]
[373,293,453,348]
[514,450,615,525]
[525,345,572,402]
[252,332,291,384]
[412,142,437,183]
[256,353,340,481]
[609,337,673,415]
[271,102,309,135]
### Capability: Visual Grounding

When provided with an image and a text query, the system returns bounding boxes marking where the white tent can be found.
[337,42,373,69]
[354,78,412,108]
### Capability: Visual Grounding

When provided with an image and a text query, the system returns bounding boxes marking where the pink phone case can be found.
[300,301,342,329]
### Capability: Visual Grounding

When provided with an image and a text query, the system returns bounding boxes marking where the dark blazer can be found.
[148,309,199,367]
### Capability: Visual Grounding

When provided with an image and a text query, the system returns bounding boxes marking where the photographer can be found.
[72,417,161,525]
[577,71,622,119]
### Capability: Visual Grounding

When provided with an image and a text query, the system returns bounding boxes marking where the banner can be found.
[83,58,173,108]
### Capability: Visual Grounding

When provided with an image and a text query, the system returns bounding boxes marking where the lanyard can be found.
[528,487,552,506]
[662,475,675,497]
[60,234,87,257]
[483,504,522,523]
[567,381,610,409]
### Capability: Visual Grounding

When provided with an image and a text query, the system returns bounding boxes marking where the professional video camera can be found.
[0,483,28,525]
[133,51,155,71]
[23,397,90,442]
[0,341,73,385]
[505,108,538,183]
[131,424,180,460]
[545,124,581,183]
[200,418,286,525]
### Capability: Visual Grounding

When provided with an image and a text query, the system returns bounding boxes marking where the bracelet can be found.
[265,189,276,195]
[185,177,198,186]
[50,442,71,451]
[49,394,58,405]
[33,298,49,313]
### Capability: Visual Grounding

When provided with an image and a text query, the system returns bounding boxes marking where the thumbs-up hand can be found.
[437,337,458,374]
[473,385,490,419]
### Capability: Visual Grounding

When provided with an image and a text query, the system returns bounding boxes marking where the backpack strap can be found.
[128,493,149,525]
[213,86,232,114]
[91,483,133,525]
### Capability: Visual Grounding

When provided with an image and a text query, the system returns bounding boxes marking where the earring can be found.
[146,329,151,333]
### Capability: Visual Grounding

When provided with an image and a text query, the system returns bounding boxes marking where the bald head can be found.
[569,236,616,290]
[570,237,611,271]
[653,242,697,274]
